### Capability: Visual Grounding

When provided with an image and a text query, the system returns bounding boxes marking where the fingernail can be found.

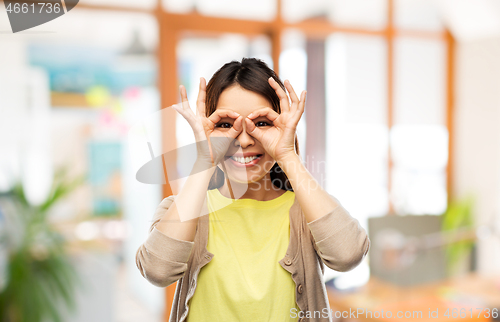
[248,113,253,118]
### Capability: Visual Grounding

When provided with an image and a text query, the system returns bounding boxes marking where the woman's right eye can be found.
[216,122,232,129]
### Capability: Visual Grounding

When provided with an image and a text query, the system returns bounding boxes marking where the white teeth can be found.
[231,155,259,164]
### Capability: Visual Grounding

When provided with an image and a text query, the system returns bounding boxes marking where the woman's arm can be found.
[135,163,216,287]
[135,197,192,287]
[278,153,370,272]
[278,154,338,222]
[281,154,370,272]
[155,161,216,241]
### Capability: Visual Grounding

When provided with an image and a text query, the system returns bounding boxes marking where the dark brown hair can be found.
[205,57,300,191]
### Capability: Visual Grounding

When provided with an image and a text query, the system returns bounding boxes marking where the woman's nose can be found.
[234,124,254,148]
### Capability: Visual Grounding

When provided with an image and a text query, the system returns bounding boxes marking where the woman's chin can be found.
[226,174,258,185]
[224,171,264,185]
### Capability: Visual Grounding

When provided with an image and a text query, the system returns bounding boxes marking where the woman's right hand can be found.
[172,77,243,166]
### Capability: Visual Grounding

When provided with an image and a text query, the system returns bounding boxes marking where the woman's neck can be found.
[218,174,285,201]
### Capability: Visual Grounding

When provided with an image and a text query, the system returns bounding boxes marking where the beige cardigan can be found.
[136,194,370,322]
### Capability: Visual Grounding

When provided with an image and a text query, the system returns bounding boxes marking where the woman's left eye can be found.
[256,121,271,127]
[216,122,232,128]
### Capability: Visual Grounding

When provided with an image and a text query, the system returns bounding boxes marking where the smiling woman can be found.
[135,57,370,322]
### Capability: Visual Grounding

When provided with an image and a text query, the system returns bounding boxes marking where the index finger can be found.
[284,79,300,108]
[268,77,290,113]
[247,107,280,122]
[196,77,207,117]
[207,109,241,125]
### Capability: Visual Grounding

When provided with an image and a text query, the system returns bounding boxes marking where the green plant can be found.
[441,194,475,277]
[0,168,85,322]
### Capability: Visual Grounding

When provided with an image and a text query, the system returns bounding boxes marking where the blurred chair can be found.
[368,215,451,286]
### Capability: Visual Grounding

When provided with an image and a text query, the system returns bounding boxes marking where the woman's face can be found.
[214,84,276,184]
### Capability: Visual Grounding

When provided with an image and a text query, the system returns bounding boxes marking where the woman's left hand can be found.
[245,77,306,162]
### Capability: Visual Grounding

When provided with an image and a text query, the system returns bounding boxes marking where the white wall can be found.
[453,36,500,273]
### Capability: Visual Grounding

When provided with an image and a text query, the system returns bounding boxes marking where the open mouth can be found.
[227,154,263,167]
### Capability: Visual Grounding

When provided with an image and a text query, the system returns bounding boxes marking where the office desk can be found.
[327,273,500,322]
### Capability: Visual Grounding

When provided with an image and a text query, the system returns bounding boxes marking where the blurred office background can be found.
[1,0,500,321]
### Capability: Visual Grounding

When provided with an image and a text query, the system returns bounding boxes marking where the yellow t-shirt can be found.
[186,188,300,322]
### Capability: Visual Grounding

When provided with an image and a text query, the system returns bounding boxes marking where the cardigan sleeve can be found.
[307,195,370,272]
[135,195,195,287]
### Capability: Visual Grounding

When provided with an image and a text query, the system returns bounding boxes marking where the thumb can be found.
[245,117,265,141]
[227,115,243,139]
